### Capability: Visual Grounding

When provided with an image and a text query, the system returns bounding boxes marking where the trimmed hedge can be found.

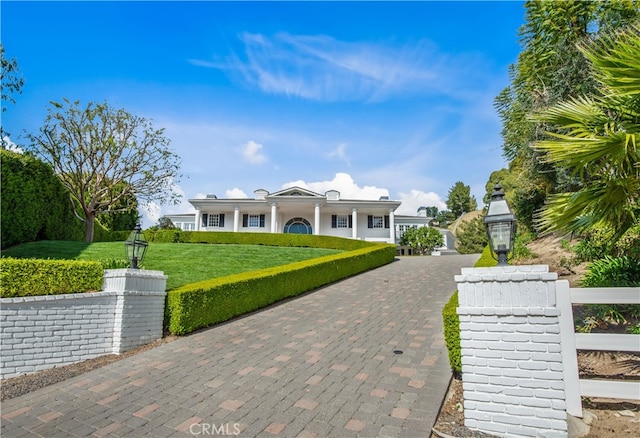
[442,291,461,376]
[0,258,104,298]
[146,230,375,250]
[166,243,396,335]
[442,245,497,373]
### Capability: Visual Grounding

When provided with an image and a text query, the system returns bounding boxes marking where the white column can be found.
[233,207,240,232]
[271,203,278,233]
[314,203,320,235]
[195,210,201,231]
[351,208,358,239]
[388,209,395,244]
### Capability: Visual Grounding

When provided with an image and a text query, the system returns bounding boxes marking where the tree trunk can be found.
[85,211,96,242]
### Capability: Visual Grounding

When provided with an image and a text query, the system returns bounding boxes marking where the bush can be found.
[0,258,104,298]
[399,226,444,255]
[145,230,375,251]
[442,291,461,375]
[581,256,640,288]
[572,226,614,262]
[165,244,396,335]
[455,216,487,254]
[0,149,84,248]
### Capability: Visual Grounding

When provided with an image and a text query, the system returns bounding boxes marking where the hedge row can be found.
[0,258,104,298]
[145,230,375,250]
[165,243,396,335]
[442,245,497,374]
[0,149,84,248]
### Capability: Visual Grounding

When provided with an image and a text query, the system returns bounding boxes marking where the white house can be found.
[167,186,401,244]
[166,186,454,249]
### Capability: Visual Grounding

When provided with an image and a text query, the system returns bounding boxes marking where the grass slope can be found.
[1,241,342,291]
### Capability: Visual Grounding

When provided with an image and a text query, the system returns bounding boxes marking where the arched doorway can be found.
[284,217,312,234]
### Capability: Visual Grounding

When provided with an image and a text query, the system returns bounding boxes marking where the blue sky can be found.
[2,1,525,226]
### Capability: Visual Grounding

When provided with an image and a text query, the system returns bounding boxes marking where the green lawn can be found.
[1,241,343,290]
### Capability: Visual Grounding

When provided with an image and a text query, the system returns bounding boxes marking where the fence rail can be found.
[557,281,640,418]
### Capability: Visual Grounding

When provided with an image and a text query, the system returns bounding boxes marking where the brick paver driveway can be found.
[1,253,479,437]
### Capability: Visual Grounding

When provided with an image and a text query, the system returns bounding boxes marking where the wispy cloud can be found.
[240,140,268,164]
[326,143,350,166]
[191,32,464,102]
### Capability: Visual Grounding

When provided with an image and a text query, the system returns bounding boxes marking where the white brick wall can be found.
[1,269,167,379]
[455,265,568,438]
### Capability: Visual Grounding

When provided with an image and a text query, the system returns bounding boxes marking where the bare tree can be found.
[28,99,182,241]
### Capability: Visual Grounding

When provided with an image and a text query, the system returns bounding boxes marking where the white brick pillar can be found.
[103,269,167,354]
[455,265,567,438]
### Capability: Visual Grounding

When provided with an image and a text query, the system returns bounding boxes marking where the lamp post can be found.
[125,223,148,269]
[484,184,517,266]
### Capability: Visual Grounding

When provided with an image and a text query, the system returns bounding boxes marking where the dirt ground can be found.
[431,232,640,437]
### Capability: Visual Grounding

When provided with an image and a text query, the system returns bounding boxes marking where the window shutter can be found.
[348,215,353,228]
[242,214,248,227]
[259,214,265,227]
[331,215,337,228]
[219,214,225,228]
[202,213,208,227]
[384,215,390,228]
[368,215,373,228]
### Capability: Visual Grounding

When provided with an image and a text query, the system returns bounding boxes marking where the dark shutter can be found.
[259,214,265,227]
[242,214,248,227]
[219,214,225,228]
[384,215,390,228]
[331,215,337,228]
[367,215,373,228]
[348,215,353,228]
[202,213,208,227]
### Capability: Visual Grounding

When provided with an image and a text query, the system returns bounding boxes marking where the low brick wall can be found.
[1,269,166,379]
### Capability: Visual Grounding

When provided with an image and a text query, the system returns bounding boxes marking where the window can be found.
[208,214,220,227]
[248,214,260,227]
[368,215,390,229]
[331,214,352,228]
[242,214,266,228]
[202,213,225,228]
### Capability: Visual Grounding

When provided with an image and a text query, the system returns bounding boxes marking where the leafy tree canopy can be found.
[446,181,477,218]
[27,99,182,242]
[399,226,444,255]
[531,24,640,240]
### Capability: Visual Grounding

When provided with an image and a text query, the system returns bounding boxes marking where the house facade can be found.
[167,187,402,244]
[166,186,454,249]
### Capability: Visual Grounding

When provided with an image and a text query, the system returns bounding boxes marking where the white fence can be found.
[556,281,640,418]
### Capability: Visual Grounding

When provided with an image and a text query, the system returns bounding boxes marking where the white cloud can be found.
[282,172,388,200]
[240,140,268,164]
[325,143,350,166]
[140,201,162,227]
[396,189,447,216]
[192,32,462,102]
[2,136,23,153]
[225,188,249,198]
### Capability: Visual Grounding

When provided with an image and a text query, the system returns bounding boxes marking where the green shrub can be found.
[616,223,640,260]
[442,291,461,375]
[455,216,488,254]
[0,258,104,298]
[0,149,84,248]
[573,226,614,262]
[165,244,396,335]
[475,245,499,268]
[581,256,640,288]
[146,230,374,251]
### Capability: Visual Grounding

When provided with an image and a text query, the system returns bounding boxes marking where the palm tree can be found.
[531,24,640,240]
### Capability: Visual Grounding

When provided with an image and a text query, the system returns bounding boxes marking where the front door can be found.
[284,217,312,234]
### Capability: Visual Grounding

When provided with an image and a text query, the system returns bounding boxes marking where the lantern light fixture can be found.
[484,184,517,266]
[124,222,148,269]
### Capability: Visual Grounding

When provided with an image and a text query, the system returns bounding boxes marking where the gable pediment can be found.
[268,186,324,198]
